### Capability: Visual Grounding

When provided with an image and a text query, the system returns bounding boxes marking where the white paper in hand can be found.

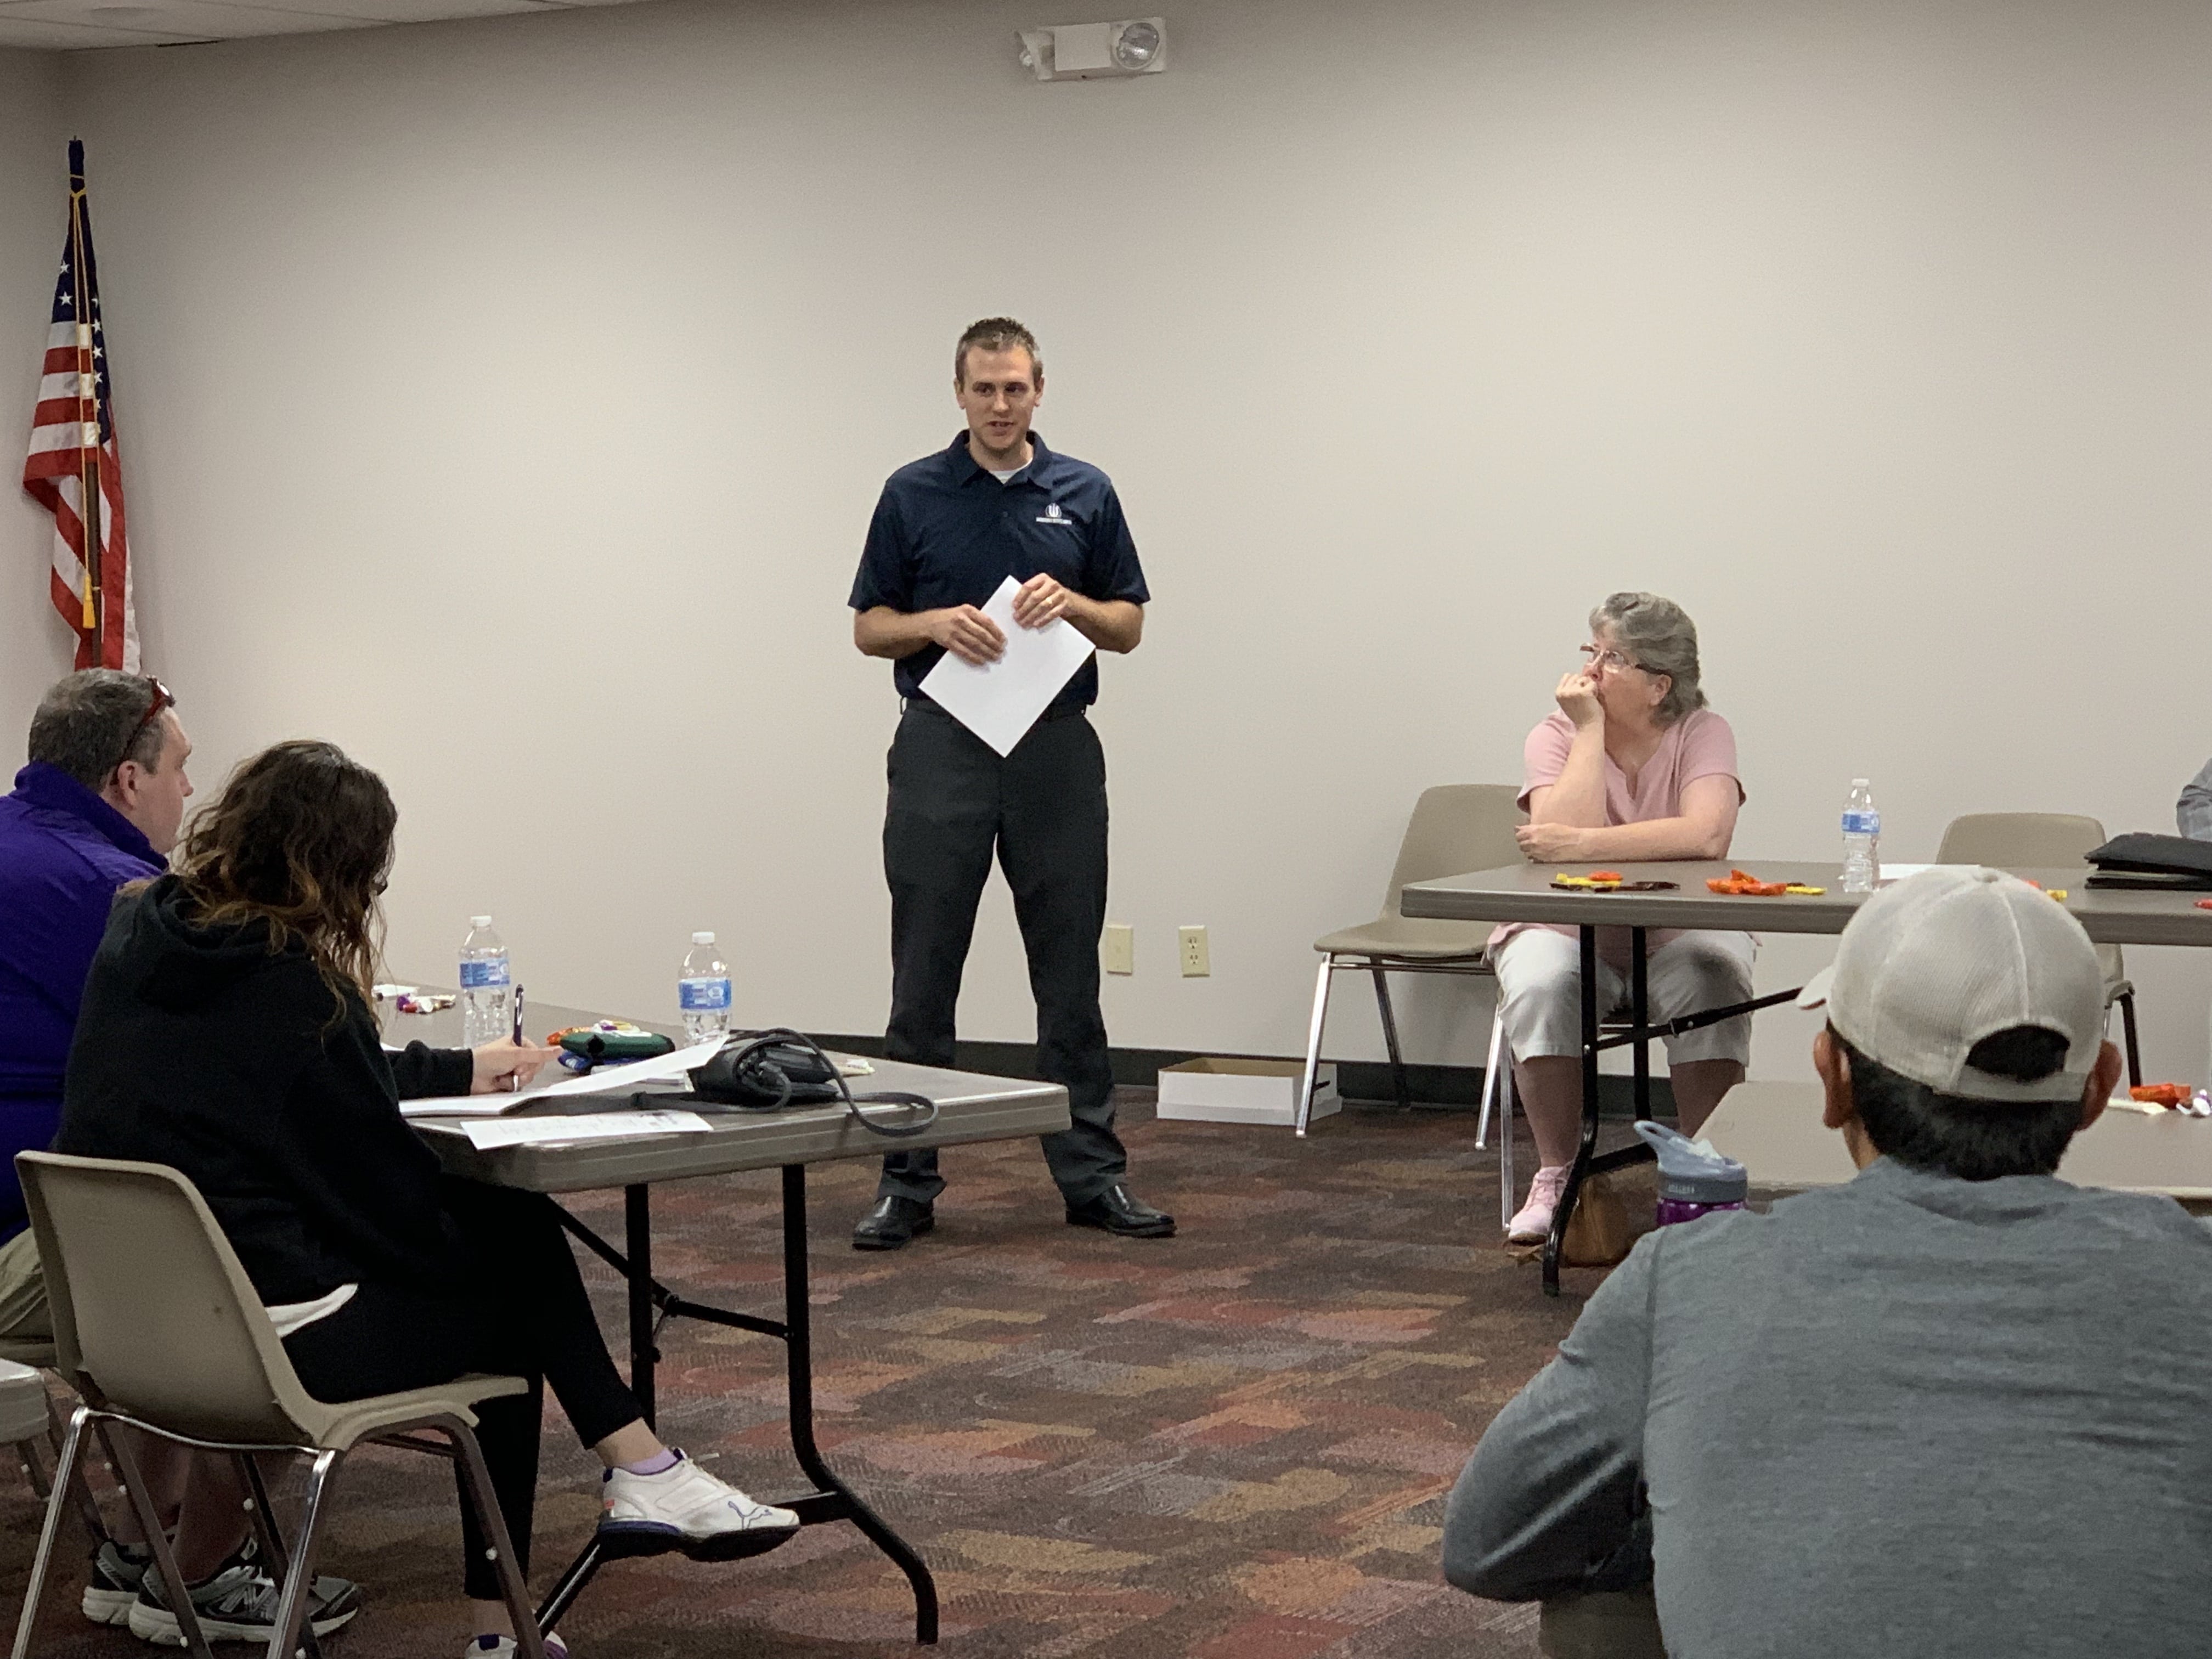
[918,575,1095,757]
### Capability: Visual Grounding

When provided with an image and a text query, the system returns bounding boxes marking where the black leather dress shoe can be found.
[1065,1184,1176,1238]
[853,1195,934,1251]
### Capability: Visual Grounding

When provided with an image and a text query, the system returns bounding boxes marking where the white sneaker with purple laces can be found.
[598,1451,799,1561]
[466,1635,567,1658]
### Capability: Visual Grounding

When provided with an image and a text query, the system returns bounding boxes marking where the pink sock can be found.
[617,1448,680,1476]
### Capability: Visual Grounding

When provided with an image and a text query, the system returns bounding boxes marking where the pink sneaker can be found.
[1507,1166,1571,1243]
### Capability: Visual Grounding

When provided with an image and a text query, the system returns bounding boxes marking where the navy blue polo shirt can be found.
[849,431,1149,711]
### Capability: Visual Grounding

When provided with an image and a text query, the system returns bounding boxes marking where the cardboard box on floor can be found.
[1156,1057,1339,1127]
[1700,1081,2212,1205]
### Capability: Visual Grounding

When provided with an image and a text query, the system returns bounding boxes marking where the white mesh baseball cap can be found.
[1796,866,2106,1104]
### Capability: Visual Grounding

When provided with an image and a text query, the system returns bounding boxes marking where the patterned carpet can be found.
[1,1093,1616,1658]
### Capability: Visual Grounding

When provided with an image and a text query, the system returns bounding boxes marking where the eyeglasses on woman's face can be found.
[1578,643,1644,675]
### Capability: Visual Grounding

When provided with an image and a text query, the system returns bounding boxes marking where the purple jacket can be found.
[0,761,162,1239]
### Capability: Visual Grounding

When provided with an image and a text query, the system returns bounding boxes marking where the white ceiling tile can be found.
[0,9,203,45]
[0,0,657,47]
[2,0,386,36]
[211,0,554,20]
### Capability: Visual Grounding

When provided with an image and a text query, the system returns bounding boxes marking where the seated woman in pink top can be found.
[1494,592,1752,1243]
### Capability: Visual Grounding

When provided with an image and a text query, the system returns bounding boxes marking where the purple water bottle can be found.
[1634,1120,1749,1226]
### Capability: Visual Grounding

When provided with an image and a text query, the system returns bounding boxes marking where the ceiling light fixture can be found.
[1018,18,1168,82]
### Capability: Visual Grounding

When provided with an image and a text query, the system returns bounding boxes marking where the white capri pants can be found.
[1493,928,1757,1067]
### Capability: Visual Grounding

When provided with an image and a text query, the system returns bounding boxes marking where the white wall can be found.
[1,49,75,763]
[28,0,2212,1084]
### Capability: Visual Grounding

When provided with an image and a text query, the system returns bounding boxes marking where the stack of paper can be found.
[399,1039,722,1119]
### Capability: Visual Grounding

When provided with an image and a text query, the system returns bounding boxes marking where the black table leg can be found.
[626,1184,656,1424]
[1543,926,1605,1296]
[534,1174,940,1643]
[537,1185,656,1634]
[781,1166,940,1643]
[1631,927,1651,1121]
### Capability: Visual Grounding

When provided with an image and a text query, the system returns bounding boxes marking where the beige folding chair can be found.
[0,1328,112,1547]
[0,1361,54,1503]
[9,1152,546,1659]
[1934,814,2142,1087]
[1296,785,1525,1134]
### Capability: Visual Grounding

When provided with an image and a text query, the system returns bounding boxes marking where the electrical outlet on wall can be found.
[1177,924,1210,978]
[1101,922,1135,975]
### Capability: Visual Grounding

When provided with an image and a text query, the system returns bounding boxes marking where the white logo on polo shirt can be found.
[1036,501,1075,526]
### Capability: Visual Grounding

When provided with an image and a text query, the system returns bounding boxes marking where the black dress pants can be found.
[282,1181,640,1601]
[876,700,1125,1206]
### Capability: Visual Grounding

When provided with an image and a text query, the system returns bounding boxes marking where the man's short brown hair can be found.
[955,318,1042,387]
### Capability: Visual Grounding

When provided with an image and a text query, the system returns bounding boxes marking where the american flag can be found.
[22,138,136,673]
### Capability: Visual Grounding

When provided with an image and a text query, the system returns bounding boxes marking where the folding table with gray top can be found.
[1398,860,2211,1296]
[380,996,1069,1643]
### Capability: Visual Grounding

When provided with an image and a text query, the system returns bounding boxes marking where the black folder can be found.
[2085,833,2212,891]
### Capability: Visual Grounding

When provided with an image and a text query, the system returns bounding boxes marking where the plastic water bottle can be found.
[1634,1121,1749,1227]
[679,932,732,1043]
[458,917,512,1047]
[1841,778,1880,894]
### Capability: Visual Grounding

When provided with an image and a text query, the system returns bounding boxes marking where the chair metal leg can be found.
[239,1454,326,1659]
[1296,957,1336,1137]
[8,1403,86,1659]
[15,1437,49,1500]
[46,1387,110,1544]
[262,1450,339,1659]
[442,1417,548,1659]
[2119,991,2143,1090]
[104,1420,217,1659]
[1370,965,1414,1114]
[1477,1005,1506,1150]
[1499,1053,1520,1234]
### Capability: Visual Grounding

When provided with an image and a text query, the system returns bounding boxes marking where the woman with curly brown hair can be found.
[59,740,797,1658]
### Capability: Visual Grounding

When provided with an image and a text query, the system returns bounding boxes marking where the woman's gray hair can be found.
[1590,591,1706,725]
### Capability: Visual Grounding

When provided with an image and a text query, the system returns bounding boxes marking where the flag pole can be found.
[66,138,101,656]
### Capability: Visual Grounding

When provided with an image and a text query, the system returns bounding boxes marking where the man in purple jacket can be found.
[0,670,192,1247]
[0,673,358,1641]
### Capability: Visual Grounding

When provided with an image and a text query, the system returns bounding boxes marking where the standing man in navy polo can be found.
[847,317,1173,1250]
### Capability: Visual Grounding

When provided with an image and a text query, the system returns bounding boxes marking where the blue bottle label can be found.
[459,960,510,990]
[679,977,732,1012]
[1841,811,1880,837]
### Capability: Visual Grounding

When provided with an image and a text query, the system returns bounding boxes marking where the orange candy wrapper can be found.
[2130,1083,2192,1108]
[1707,868,1789,897]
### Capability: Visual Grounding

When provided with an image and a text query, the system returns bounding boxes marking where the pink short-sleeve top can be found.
[1492,708,1746,963]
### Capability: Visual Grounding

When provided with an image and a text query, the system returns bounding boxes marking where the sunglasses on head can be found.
[115,676,172,774]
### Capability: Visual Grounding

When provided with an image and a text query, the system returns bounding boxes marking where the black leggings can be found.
[282,1182,640,1600]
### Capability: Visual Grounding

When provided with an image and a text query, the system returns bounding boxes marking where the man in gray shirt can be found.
[2179,756,2212,839]
[1442,866,2212,1658]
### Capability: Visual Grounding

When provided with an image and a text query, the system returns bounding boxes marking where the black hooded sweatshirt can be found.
[56,874,475,1305]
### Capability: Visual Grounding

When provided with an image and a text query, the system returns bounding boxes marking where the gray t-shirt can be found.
[2179,755,2212,840]
[1442,1157,2212,1656]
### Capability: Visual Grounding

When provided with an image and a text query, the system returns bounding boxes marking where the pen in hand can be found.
[511,987,526,1088]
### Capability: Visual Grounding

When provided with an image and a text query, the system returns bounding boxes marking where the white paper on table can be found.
[399,1038,723,1119]
[918,575,1096,757]
[1874,864,1976,886]
[459,1109,713,1149]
